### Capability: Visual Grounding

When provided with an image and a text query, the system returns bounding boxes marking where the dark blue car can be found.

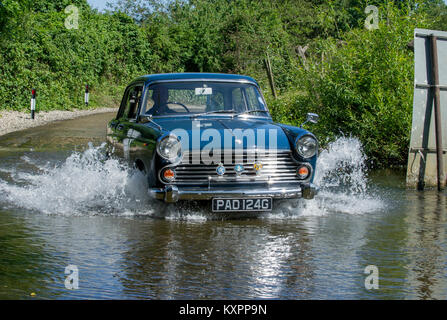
[107,73,318,212]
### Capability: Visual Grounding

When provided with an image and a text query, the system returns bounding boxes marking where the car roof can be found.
[132,73,259,86]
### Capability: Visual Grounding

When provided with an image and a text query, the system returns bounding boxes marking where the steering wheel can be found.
[165,101,190,113]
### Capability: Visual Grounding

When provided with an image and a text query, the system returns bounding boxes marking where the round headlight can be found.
[295,135,318,158]
[157,135,182,161]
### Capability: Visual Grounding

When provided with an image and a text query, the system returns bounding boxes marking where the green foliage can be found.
[0,3,157,111]
[282,3,431,166]
[0,0,446,166]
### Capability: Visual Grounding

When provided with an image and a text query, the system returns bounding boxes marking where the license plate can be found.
[212,198,272,212]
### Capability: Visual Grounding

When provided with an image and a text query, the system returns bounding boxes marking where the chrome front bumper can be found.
[150,184,318,203]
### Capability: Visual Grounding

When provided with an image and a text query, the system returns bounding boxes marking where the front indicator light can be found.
[162,168,176,182]
[297,165,310,179]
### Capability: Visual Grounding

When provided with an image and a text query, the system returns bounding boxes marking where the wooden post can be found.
[430,34,445,190]
[264,52,277,99]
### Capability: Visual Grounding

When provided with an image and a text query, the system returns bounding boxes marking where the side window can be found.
[119,85,143,120]
[140,89,154,115]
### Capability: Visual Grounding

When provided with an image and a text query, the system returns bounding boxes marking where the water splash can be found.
[0,138,385,218]
[268,137,385,218]
[0,143,153,216]
[314,137,368,194]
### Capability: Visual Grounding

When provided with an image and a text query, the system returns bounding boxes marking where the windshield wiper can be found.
[190,109,237,118]
[235,110,270,117]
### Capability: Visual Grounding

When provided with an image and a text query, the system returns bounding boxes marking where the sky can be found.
[87,0,117,11]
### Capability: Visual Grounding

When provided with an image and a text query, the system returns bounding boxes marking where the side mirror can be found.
[306,113,319,124]
[137,114,163,131]
[138,114,151,124]
[301,113,319,127]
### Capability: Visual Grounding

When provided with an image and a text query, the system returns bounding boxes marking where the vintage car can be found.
[107,73,318,212]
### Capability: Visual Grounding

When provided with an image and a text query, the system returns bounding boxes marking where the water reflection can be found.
[355,184,447,300]
[405,192,446,299]
[0,211,48,299]
[117,221,314,299]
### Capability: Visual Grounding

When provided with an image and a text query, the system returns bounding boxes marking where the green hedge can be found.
[0,0,445,167]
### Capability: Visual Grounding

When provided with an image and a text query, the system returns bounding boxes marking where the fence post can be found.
[30,88,36,119]
[85,84,89,106]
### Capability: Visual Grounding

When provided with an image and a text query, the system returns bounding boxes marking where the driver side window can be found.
[119,85,143,120]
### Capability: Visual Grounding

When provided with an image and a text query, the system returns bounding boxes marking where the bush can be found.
[273,3,431,167]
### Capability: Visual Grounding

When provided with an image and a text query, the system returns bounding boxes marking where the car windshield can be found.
[140,81,269,117]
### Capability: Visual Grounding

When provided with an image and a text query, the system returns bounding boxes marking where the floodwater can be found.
[0,113,446,300]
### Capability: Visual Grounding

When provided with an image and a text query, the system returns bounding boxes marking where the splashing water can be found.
[314,137,367,194]
[270,137,385,218]
[0,138,384,218]
[0,143,153,216]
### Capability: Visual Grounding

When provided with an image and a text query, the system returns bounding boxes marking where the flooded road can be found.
[0,113,446,299]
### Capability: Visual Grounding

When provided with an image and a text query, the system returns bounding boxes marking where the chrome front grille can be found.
[169,150,306,185]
